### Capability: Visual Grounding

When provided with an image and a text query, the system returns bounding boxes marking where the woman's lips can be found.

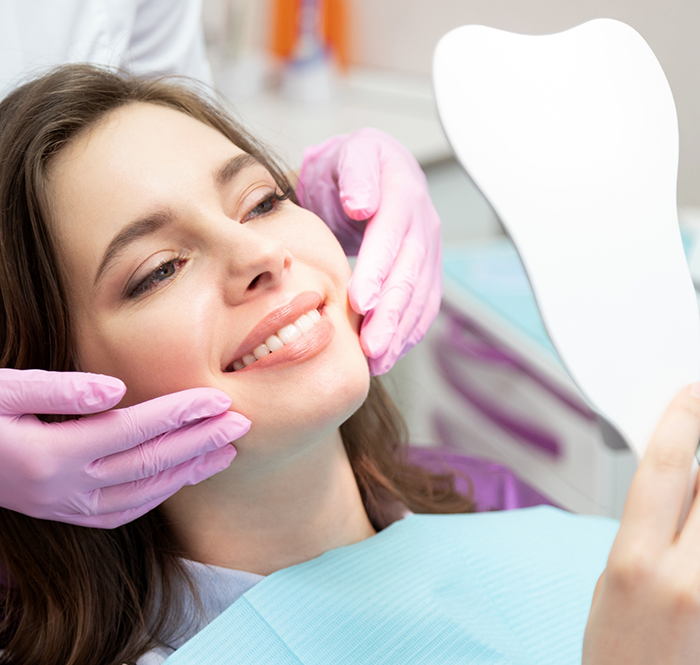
[223,291,335,373]
[227,291,322,365]
[228,309,334,373]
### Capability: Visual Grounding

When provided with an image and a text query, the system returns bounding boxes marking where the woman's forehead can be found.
[49,103,246,221]
[56,102,243,174]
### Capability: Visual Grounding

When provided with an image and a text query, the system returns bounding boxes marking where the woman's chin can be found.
[226,358,370,464]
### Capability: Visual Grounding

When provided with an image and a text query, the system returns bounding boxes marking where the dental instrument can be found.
[433,20,700,485]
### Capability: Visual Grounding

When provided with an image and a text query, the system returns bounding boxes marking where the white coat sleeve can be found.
[125,0,213,85]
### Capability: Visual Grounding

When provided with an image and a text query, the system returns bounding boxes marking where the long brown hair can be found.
[0,65,473,665]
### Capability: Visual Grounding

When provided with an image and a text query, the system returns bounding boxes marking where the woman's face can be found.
[48,102,369,457]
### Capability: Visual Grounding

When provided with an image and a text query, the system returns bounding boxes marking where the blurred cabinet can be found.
[385,238,639,518]
[424,159,502,243]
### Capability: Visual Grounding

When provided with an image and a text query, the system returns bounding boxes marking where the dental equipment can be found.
[433,20,700,492]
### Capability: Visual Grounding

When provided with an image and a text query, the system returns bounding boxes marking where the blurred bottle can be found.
[271,0,349,102]
[203,0,273,101]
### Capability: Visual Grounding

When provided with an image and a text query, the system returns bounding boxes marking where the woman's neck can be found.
[160,429,376,576]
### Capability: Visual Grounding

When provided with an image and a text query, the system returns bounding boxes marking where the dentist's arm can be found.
[0,369,249,529]
[583,384,700,664]
[297,128,442,376]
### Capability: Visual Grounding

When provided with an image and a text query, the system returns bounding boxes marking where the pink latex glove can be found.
[297,128,442,376]
[0,369,249,528]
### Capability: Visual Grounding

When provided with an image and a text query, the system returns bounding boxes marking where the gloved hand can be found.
[0,369,249,528]
[297,128,442,376]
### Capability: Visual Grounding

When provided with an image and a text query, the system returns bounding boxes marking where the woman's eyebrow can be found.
[216,153,261,187]
[94,208,175,288]
[94,153,262,289]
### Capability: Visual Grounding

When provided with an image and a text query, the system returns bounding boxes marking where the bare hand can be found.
[583,384,700,664]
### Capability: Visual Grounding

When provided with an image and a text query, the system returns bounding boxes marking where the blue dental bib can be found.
[165,507,618,664]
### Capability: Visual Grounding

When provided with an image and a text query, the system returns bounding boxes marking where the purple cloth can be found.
[408,446,558,512]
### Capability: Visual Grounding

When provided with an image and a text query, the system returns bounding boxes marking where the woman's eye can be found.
[127,257,186,299]
[153,262,176,281]
[244,193,282,221]
[253,197,274,214]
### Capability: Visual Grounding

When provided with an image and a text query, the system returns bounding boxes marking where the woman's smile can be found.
[224,291,332,373]
[48,101,370,456]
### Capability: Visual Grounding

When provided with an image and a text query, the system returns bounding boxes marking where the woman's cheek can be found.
[78,307,215,407]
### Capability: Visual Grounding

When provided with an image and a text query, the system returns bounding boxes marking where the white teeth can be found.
[230,308,321,371]
[253,344,270,359]
[294,313,314,333]
[265,334,284,352]
[277,323,302,344]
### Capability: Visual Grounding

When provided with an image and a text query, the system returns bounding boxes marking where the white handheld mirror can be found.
[433,19,700,466]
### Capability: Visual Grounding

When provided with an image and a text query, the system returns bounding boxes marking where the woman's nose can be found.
[220,229,293,305]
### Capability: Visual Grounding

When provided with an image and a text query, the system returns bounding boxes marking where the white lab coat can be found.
[0,0,212,98]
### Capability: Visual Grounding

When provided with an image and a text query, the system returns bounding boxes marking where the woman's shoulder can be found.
[133,561,266,664]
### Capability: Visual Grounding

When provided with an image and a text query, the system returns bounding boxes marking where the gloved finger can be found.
[0,368,126,416]
[367,250,442,376]
[358,234,427,359]
[349,192,413,314]
[336,135,382,220]
[67,445,238,522]
[44,387,235,462]
[87,410,250,485]
[296,134,347,209]
[398,248,442,350]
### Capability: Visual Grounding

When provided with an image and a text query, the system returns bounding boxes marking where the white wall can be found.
[349,0,700,207]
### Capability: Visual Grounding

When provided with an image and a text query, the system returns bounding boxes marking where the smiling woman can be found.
[0,65,474,665]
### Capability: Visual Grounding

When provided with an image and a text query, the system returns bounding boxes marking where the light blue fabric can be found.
[164,507,618,664]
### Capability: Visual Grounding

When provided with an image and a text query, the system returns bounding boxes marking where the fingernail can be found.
[347,279,369,315]
[362,331,392,358]
[211,392,234,408]
[215,446,237,471]
[90,377,126,397]
[357,291,379,313]
[218,444,237,460]
[344,203,373,221]
[340,190,373,218]
[691,383,700,399]
[188,390,233,417]
[367,356,390,377]
[202,446,237,477]
[219,411,251,436]
[83,375,126,407]
[349,280,379,314]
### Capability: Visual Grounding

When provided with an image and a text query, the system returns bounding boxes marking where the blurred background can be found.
[201,0,700,517]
